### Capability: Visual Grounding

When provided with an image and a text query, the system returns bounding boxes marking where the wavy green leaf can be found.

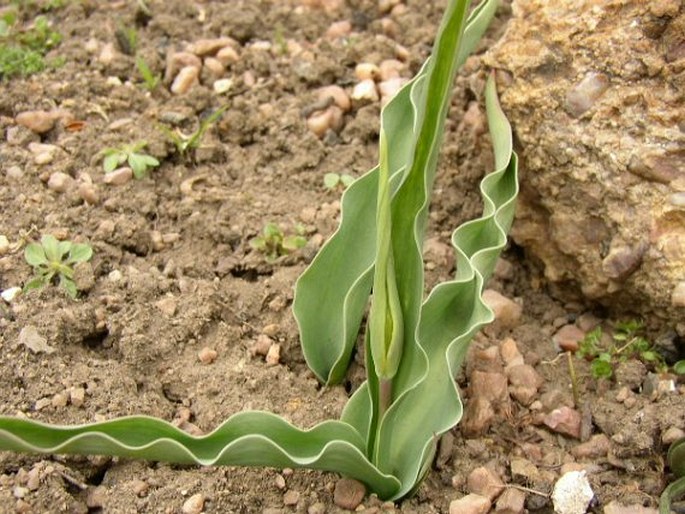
[0,0,518,502]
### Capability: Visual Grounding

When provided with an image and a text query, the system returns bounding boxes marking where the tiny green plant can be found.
[114,24,137,55]
[24,235,93,299]
[250,222,307,262]
[0,12,63,79]
[159,106,227,159]
[661,437,685,514]
[101,141,160,179]
[324,172,355,190]
[135,55,160,91]
[577,320,666,380]
[0,0,517,501]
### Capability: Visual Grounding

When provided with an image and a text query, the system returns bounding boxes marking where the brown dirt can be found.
[0,1,682,513]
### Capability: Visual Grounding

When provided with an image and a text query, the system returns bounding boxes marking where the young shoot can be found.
[324,172,355,190]
[101,141,160,179]
[24,235,93,299]
[160,106,227,159]
[250,222,307,262]
[135,55,160,91]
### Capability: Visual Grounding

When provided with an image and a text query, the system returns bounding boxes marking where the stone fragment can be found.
[251,334,273,357]
[469,371,509,405]
[351,79,379,105]
[52,392,68,408]
[78,183,99,205]
[181,493,205,514]
[1,287,21,303]
[602,243,646,280]
[103,167,133,185]
[215,46,239,67]
[449,494,491,514]
[198,347,218,365]
[86,486,107,508]
[213,78,233,94]
[47,172,74,193]
[662,427,685,446]
[283,490,299,506]
[308,502,325,514]
[466,466,504,501]
[482,289,522,328]
[500,338,524,368]
[461,397,495,437]
[70,387,86,407]
[265,343,281,366]
[552,471,594,514]
[188,37,238,56]
[333,478,365,510]
[552,324,585,352]
[506,364,543,405]
[495,488,526,514]
[510,458,540,482]
[317,85,351,112]
[355,62,379,81]
[19,326,55,354]
[155,297,177,317]
[165,51,202,82]
[171,65,200,94]
[274,474,286,490]
[378,77,407,106]
[544,406,582,439]
[16,110,56,134]
[565,72,609,117]
[306,106,343,138]
[604,501,658,514]
[203,57,224,77]
[571,434,611,459]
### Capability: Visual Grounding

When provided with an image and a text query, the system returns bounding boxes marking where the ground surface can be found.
[0,1,683,513]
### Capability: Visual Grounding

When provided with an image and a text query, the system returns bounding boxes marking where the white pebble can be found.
[213,78,233,94]
[351,79,379,105]
[552,471,594,514]
[1,287,21,303]
[171,65,200,95]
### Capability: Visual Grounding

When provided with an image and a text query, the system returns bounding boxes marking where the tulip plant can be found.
[0,0,518,501]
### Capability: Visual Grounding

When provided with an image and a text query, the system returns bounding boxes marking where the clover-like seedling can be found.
[102,141,160,179]
[577,320,666,380]
[323,172,355,190]
[160,106,227,159]
[24,235,93,299]
[250,222,307,262]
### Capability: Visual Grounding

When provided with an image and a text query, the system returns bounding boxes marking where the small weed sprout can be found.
[0,12,63,79]
[578,320,666,379]
[323,172,354,190]
[101,141,160,179]
[160,106,227,158]
[24,235,93,299]
[250,223,307,262]
[135,55,160,91]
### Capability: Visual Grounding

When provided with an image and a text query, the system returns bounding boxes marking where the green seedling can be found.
[0,12,63,79]
[0,0,518,501]
[250,222,307,262]
[101,141,160,179]
[661,437,685,514]
[160,106,227,158]
[324,172,355,190]
[114,24,137,55]
[578,320,666,380]
[135,55,160,91]
[24,235,92,299]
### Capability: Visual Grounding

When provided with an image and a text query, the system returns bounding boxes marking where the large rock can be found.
[484,0,685,328]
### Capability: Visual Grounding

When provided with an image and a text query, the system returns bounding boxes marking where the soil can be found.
[0,1,683,513]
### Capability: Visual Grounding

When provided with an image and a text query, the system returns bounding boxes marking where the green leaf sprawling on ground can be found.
[0,0,518,501]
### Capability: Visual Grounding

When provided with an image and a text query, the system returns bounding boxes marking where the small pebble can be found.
[499,338,524,368]
[325,20,352,39]
[51,392,69,408]
[662,427,685,445]
[19,326,55,354]
[469,371,509,405]
[165,51,202,81]
[482,289,522,328]
[317,85,351,112]
[672,282,685,307]
[495,488,526,514]
[334,478,365,510]
[216,46,239,66]
[308,502,326,514]
[47,172,74,193]
[378,77,407,106]
[70,386,86,407]
[16,110,56,134]
[466,467,504,501]
[265,343,281,366]
[188,37,238,56]
[204,57,225,77]
[552,324,586,352]
[274,474,286,490]
[1,287,21,303]
[552,471,594,514]
[78,183,99,205]
[283,490,300,506]
[565,72,609,118]
[571,434,611,459]
[378,59,403,81]
[449,494,491,514]
[506,364,543,405]
[86,486,107,508]
[351,79,379,105]
[103,167,133,185]
[181,493,205,514]
[251,334,273,357]
[171,65,200,95]
[213,78,233,94]
[544,406,582,439]
[198,347,218,364]
[355,63,380,81]
[155,297,177,317]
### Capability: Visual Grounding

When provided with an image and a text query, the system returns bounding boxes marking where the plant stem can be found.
[379,378,393,419]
